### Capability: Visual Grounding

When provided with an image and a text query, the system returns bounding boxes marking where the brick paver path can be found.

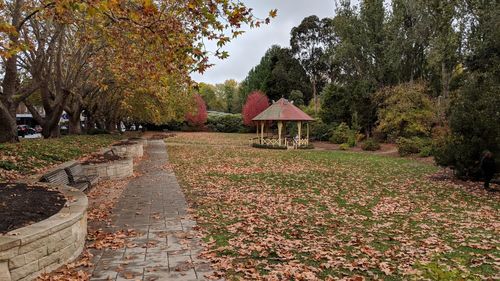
[89,140,212,281]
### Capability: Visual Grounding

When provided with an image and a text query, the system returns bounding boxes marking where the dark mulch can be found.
[149,133,176,140]
[112,141,138,146]
[0,182,66,234]
[429,169,500,193]
[81,153,124,164]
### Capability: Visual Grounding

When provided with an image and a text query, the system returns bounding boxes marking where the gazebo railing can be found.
[250,137,309,148]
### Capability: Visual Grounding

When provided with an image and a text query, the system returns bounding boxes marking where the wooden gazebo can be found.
[252,98,314,149]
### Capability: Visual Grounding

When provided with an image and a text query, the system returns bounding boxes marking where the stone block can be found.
[37,252,60,269]
[8,254,26,270]
[0,260,11,281]
[10,259,38,281]
[23,245,47,265]
[58,244,78,262]
[0,237,20,252]
[0,245,19,260]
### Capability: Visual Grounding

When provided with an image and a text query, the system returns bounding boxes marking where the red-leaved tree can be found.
[242,91,269,126]
[186,94,208,127]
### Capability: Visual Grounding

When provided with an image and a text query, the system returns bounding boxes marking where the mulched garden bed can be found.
[0,182,66,234]
[149,133,176,140]
[81,153,124,165]
[112,141,138,146]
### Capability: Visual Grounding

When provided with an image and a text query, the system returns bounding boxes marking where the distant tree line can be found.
[233,0,499,179]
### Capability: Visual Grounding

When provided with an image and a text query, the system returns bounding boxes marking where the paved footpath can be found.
[89,140,213,281]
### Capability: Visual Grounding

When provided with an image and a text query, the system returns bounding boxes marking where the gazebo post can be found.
[306,122,310,145]
[260,121,264,144]
[283,122,286,144]
[297,121,302,143]
[277,121,283,146]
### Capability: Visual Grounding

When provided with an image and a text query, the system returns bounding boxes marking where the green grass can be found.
[0,134,121,180]
[166,132,500,280]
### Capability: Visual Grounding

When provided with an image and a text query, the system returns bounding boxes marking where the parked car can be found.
[17,125,37,137]
[17,125,28,137]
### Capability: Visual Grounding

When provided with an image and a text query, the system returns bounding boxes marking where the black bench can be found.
[40,169,89,192]
[64,163,99,188]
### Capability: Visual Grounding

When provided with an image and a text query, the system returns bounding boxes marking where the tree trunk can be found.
[0,105,19,143]
[49,126,61,138]
[0,1,21,143]
[105,119,117,133]
[68,111,82,134]
[40,118,61,139]
[0,54,20,143]
[96,120,105,130]
[312,80,318,114]
[84,114,93,133]
[441,62,450,99]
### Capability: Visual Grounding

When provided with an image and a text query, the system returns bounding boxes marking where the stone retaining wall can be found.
[111,142,143,158]
[81,157,133,180]
[0,184,88,281]
[128,138,148,148]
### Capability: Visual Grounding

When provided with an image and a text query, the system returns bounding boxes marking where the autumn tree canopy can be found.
[185,94,207,127]
[0,0,276,142]
[242,91,269,126]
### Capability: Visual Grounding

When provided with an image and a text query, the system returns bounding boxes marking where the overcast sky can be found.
[190,0,338,85]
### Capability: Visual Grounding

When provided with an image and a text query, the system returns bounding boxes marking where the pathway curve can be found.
[90,140,212,281]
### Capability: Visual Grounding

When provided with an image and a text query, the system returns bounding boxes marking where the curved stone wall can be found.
[128,138,148,148]
[81,157,133,180]
[111,142,143,159]
[0,184,87,281]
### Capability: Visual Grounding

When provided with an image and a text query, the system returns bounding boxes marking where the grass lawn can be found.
[0,134,122,181]
[166,132,499,281]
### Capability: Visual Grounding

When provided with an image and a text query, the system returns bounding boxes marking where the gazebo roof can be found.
[252,98,314,121]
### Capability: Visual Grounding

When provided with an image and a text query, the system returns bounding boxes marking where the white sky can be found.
[190,0,338,85]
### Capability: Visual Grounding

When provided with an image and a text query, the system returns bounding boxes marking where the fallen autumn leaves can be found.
[38,178,131,280]
[166,132,500,280]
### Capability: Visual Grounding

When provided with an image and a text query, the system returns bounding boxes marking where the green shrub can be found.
[309,121,333,141]
[433,72,500,179]
[396,137,432,156]
[375,82,436,141]
[330,123,354,144]
[419,145,433,157]
[432,134,499,179]
[207,113,246,133]
[347,135,356,147]
[339,143,350,150]
[355,133,365,143]
[361,138,381,151]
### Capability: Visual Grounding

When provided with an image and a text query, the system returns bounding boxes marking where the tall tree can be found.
[198,83,225,112]
[222,79,238,113]
[240,45,312,104]
[434,0,500,178]
[385,0,431,84]
[323,1,387,134]
[290,15,332,112]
